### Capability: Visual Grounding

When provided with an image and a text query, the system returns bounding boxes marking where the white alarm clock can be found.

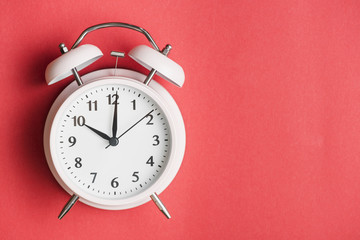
[43,23,185,219]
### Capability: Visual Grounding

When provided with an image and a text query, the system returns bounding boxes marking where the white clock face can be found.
[53,82,171,200]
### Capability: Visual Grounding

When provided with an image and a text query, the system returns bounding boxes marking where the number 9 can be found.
[68,136,76,147]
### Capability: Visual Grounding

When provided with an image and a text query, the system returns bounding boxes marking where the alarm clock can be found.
[43,22,185,219]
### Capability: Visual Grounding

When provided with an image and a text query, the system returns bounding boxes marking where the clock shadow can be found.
[20,49,65,190]
[19,46,114,195]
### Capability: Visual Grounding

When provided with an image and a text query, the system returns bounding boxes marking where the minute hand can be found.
[112,91,118,138]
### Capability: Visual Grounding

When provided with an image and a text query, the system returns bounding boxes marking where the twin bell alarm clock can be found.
[43,22,186,219]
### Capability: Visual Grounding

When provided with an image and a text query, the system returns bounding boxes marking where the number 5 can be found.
[132,172,139,182]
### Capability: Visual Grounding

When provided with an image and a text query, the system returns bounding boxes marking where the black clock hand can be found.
[85,124,111,140]
[112,91,118,138]
[117,109,154,139]
[105,109,154,149]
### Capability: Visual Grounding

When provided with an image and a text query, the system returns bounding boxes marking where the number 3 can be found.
[152,135,160,146]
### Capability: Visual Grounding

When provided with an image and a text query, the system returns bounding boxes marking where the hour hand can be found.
[85,124,111,140]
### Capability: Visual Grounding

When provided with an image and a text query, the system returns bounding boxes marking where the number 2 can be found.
[146,114,153,125]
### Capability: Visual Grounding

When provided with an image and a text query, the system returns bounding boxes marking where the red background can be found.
[2,0,360,239]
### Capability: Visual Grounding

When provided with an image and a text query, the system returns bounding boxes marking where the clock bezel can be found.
[44,68,186,210]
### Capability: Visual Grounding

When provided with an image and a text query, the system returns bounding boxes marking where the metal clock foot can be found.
[58,194,79,220]
[150,193,171,219]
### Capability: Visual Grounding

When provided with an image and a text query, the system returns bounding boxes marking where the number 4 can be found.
[146,156,154,167]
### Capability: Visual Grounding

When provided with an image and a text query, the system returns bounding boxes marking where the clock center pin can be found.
[109,137,119,146]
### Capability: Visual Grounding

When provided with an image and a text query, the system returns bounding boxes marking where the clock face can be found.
[52,81,172,200]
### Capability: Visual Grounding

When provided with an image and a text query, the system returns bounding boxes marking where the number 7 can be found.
[90,172,97,183]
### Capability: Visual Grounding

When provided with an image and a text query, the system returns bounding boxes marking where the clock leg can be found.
[150,193,171,219]
[58,194,79,220]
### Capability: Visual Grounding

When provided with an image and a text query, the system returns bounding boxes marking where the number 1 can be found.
[131,99,136,110]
